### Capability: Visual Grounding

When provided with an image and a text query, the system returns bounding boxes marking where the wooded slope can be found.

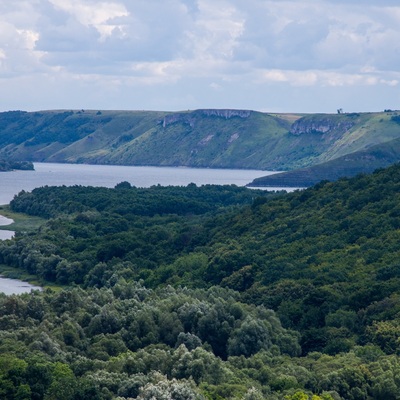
[1,165,400,398]
[4,164,400,354]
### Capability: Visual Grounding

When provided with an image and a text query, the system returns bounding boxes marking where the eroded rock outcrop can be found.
[290,116,355,136]
[162,109,252,128]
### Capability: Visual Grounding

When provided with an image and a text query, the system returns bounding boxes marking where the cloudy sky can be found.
[1,0,399,113]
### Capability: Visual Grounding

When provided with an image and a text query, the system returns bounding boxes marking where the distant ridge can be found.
[0,109,399,183]
[248,137,400,187]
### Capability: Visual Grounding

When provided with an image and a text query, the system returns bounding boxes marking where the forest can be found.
[1,166,400,399]
[0,160,33,172]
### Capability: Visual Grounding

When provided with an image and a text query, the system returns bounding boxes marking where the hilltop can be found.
[1,109,400,184]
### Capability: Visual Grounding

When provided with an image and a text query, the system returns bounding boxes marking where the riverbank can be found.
[0,205,46,233]
[0,264,42,286]
[0,208,49,293]
[0,213,14,239]
[0,160,34,171]
[0,275,42,295]
[0,264,64,294]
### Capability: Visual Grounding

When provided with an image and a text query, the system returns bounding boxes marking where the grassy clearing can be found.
[0,205,46,233]
[268,113,304,123]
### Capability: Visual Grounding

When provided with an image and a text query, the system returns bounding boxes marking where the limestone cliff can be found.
[0,109,398,174]
[290,115,356,136]
[162,109,252,128]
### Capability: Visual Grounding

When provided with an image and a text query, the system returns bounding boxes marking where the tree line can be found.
[1,167,400,398]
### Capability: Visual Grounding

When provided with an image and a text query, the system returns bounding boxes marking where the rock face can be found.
[200,109,252,119]
[290,116,355,135]
[162,109,252,128]
[0,109,397,173]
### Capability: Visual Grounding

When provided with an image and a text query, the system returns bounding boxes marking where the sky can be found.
[0,0,399,113]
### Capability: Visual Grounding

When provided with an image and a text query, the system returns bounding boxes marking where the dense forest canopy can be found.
[2,166,400,398]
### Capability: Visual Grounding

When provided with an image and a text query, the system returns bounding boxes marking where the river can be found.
[0,277,42,296]
[0,212,40,294]
[0,162,287,241]
[0,162,300,295]
[0,215,14,240]
[0,162,299,205]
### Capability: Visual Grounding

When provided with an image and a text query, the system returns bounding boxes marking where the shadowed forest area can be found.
[1,166,400,398]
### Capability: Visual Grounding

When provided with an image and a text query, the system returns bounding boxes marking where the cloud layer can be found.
[0,0,399,112]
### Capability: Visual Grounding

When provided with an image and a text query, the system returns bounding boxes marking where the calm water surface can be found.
[0,162,299,294]
[0,162,291,205]
[0,277,42,295]
[0,215,14,240]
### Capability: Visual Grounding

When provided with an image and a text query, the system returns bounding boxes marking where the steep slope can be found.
[0,109,295,168]
[0,109,168,163]
[249,136,400,187]
[0,109,400,172]
[105,110,295,169]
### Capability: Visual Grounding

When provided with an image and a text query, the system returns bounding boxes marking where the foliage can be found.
[0,285,400,399]
[0,169,399,354]
[4,165,400,397]
[6,166,400,355]
[0,160,33,172]
[0,284,300,399]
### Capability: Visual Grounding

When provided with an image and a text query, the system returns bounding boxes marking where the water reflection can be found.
[0,231,14,240]
[0,214,14,240]
[0,277,42,295]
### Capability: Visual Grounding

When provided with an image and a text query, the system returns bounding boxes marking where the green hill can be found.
[249,136,400,187]
[1,109,400,176]
[3,165,400,397]
[5,164,400,355]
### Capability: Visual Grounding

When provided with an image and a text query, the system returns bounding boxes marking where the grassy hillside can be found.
[106,110,296,169]
[0,110,168,163]
[0,109,400,176]
[249,136,400,187]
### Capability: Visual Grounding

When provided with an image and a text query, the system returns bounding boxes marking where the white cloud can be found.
[49,0,128,37]
[185,0,244,59]
[1,0,400,112]
[256,68,400,88]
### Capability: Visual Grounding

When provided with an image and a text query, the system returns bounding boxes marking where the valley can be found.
[1,109,400,186]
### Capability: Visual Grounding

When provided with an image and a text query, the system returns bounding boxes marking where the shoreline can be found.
[0,214,15,240]
[0,214,14,226]
[0,275,42,295]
